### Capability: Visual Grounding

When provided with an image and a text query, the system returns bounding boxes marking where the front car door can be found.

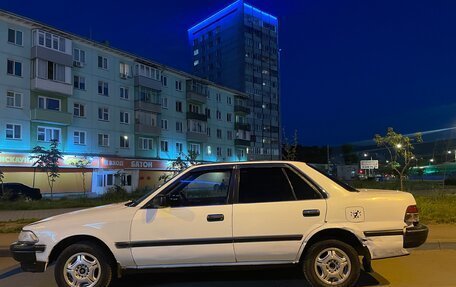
[129,165,236,267]
[233,163,327,262]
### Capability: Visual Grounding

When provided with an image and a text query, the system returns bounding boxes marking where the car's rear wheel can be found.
[303,239,360,287]
[54,241,113,287]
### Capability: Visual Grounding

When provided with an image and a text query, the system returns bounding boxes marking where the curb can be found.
[0,242,455,258]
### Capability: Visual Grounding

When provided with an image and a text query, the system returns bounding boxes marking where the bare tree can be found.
[283,129,298,161]
[70,157,92,197]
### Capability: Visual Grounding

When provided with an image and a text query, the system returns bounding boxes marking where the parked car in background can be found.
[0,183,42,200]
[10,161,427,287]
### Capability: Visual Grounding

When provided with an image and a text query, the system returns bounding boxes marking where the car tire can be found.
[303,239,360,287]
[54,241,113,287]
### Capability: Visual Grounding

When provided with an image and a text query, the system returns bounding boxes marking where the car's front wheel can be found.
[303,239,360,287]
[54,241,113,287]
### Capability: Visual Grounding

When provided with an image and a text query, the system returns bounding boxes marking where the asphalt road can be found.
[0,249,455,287]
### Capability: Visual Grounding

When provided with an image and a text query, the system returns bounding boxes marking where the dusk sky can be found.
[3,0,456,146]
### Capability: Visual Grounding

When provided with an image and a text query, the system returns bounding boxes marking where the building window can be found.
[38,96,60,111]
[73,48,86,64]
[73,103,85,117]
[217,129,222,139]
[175,101,182,112]
[227,113,232,122]
[227,148,233,157]
[193,49,199,56]
[98,107,109,121]
[205,108,211,119]
[216,147,222,157]
[207,127,211,137]
[120,136,129,148]
[139,137,153,150]
[193,60,199,66]
[161,75,168,86]
[175,80,182,91]
[227,96,232,105]
[216,110,222,120]
[8,29,23,46]
[73,75,86,90]
[188,104,200,113]
[120,112,130,124]
[6,124,21,139]
[161,119,168,130]
[160,140,169,152]
[34,30,66,52]
[6,91,22,108]
[189,143,201,155]
[98,81,109,96]
[7,60,22,77]
[98,134,109,147]
[119,62,131,78]
[98,56,108,69]
[176,142,183,153]
[216,93,222,102]
[176,121,183,133]
[227,130,233,140]
[120,86,129,100]
[33,59,67,82]
[135,64,160,80]
[73,131,86,145]
[162,97,168,109]
[38,126,60,142]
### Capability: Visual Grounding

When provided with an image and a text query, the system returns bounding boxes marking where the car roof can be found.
[188,160,305,169]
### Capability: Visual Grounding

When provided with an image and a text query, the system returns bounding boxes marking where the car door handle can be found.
[207,214,224,222]
[303,209,320,217]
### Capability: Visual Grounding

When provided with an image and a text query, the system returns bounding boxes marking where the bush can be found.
[0,188,23,201]
[444,178,456,186]
[101,185,129,201]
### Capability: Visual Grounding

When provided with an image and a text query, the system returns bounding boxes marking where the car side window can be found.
[164,169,232,207]
[284,168,322,200]
[238,167,295,204]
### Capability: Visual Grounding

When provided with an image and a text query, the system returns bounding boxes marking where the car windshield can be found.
[307,164,359,192]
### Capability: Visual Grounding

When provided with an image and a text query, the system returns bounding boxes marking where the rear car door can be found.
[233,164,327,262]
[129,166,236,266]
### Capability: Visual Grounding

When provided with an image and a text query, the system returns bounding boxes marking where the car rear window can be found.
[308,164,359,192]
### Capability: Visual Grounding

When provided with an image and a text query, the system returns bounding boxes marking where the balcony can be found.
[187,112,207,122]
[187,131,208,142]
[31,77,73,96]
[135,123,161,136]
[186,90,207,104]
[235,139,251,146]
[31,46,72,66]
[235,123,251,131]
[30,109,72,126]
[134,101,161,113]
[134,75,162,90]
[234,105,250,114]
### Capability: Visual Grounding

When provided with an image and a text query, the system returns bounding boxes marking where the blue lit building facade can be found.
[188,1,281,160]
[0,10,248,195]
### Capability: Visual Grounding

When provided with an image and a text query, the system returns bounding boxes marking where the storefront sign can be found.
[100,157,168,170]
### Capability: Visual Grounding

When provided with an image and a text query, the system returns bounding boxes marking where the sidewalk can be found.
[0,208,83,222]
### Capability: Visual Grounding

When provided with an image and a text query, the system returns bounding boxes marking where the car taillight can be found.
[404,205,420,226]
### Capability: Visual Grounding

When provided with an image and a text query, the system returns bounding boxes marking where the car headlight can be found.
[18,230,39,243]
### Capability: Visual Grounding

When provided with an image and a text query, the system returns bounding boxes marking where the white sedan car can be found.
[11,161,428,287]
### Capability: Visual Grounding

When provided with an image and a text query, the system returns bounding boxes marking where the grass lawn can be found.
[0,218,39,233]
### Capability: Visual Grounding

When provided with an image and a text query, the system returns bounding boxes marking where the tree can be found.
[0,168,4,194]
[159,151,199,183]
[70,157,92,197]
[374,127,422,191]
[283,129,298,161]
[30,139,63,199]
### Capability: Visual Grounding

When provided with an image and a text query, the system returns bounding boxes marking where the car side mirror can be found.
[150,194,169,209]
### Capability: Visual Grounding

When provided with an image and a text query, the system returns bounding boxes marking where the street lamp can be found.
[396,143,402,149]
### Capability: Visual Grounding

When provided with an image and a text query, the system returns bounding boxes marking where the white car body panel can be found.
[19,161,422,271]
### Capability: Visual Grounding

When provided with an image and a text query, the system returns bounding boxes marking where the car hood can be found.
[26,202,135,229]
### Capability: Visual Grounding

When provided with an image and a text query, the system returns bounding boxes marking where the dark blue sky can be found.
[3,0,456,145]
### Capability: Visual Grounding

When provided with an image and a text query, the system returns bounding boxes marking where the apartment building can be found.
[188,0,281,160]
[0,10,248,195]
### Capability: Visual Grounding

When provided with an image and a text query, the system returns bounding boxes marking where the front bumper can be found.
[403,224,429,248]
[10,242,47,272]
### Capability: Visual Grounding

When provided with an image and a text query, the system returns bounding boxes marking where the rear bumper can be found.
[403,224,429,248]
[10,242,47,272]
